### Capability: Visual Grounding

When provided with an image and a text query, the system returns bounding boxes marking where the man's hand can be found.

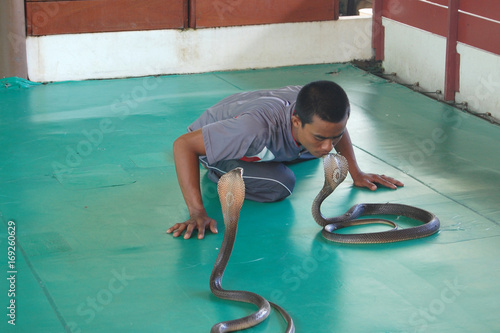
[334,130,403,191]
[169,129,216,240]
[166,213,218,240]
[352,171,404,191]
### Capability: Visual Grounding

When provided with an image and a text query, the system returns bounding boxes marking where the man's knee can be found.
[243,168,296,203]
[202,159,296,202]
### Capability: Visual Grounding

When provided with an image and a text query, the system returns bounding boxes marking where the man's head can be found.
[295,80,350,125]
[291,81,350,157]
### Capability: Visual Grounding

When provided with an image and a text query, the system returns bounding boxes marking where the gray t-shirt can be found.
[188,86,308,165]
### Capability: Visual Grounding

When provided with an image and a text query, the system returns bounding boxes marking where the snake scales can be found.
[210,154,439,331]
[210,168,294,333]
[313,153,440,243]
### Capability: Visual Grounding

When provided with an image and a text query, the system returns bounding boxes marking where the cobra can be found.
[210,168,295,333]
[312,153,440,243]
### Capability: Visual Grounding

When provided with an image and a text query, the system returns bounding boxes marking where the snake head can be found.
[217,167,246,225]
[323,153,349,189]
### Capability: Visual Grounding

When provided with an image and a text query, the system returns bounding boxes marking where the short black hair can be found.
[295,80,350,125]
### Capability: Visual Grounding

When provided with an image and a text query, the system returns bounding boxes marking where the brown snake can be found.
[210,168,294,332]
[313,153,440,243]
[209,154,439,331]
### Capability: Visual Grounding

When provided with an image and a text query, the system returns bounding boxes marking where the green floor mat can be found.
[0,64,499,332]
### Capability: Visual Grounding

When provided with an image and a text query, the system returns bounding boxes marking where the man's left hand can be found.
[352,172,404,191]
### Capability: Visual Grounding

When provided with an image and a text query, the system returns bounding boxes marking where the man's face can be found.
[292,114,348,158]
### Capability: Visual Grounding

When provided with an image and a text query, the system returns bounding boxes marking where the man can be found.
[167,81,403,240]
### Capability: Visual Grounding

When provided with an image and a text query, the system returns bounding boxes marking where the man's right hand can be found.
[169,129,217,240]
[166,213,218,240]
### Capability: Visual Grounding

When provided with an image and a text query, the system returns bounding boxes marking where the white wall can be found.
[456,44,500,117]
[383,19,446,93]
[382,18,500,120]
[26,16,373,82]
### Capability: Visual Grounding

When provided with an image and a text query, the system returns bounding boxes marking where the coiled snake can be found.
[313,153,440,243]
[210,168,294,333]
[210,154,439,332]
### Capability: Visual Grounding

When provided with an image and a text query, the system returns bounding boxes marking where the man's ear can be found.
[291,114,302,128]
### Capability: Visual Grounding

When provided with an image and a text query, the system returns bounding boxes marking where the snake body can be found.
[312,154,440,243]
[210,154,439,331]
[210,168,294,332]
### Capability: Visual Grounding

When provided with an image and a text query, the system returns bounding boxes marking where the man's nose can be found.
[321,139,333,151]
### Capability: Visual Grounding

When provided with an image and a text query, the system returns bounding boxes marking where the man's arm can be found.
[334,129,404,190]
[166,129,218,239]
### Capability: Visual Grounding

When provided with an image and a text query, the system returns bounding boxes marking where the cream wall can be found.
[382,19,446,94]
[382,18,500,120]
[456,44,500,117]
[26,16,373,82]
